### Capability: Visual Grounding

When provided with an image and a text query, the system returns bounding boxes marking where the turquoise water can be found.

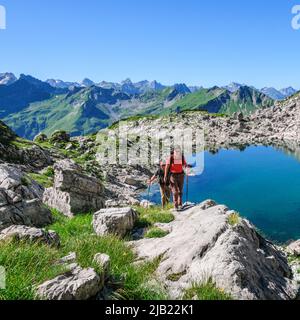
[145,146,300,243]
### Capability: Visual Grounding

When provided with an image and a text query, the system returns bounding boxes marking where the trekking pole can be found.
[147,183,151,210]
[186,171,189,204]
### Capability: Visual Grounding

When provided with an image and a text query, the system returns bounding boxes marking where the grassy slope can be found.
[0,208,169,300]
[3,91,112,140]
[0,204,231,300]
[164,88,226,114]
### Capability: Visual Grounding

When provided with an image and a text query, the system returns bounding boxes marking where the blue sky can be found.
[0,0,299,88]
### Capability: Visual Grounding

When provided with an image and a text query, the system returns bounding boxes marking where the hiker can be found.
[164,146,189,211]
[148,162,171,208]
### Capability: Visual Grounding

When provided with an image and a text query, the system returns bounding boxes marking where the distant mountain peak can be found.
[81,78,95,87]
[173,83,191,94]
[121,78,133,85]
[0,72,17,86]
[223,82,244,93]
[280,87,297,97]
[260,87,296,100]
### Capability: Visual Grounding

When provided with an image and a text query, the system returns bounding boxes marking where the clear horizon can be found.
[1,0,300,88]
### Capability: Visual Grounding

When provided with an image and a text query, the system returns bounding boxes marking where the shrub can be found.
[184,279,232,300]
[145,227,169,239]
[228,212,240,226]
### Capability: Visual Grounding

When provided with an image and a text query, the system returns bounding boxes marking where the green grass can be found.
[11,138,34,149]
[50,210,168,300]
[227,212,240,226]
[20,175,31,187]
[166,88,226,114]
[27,167,54,188]
[134,205,175,228]
[28,173,53,188]
[184,279,232,300]
[0,241,63,300]
[0,209,168,300]
[145,227,169,239]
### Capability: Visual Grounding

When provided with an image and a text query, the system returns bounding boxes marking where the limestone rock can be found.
[93,207,138,237]
[36,264,102,300]
[0,225,60,247]
[58,252,77,265]
[132,200,298,300]
[0,164,52,231]
[50,130,70,143]
[21,145,53,169]
[124,176,144,188]
[286,240,300,256]
[140,200,155,209]
[43,159,104,217]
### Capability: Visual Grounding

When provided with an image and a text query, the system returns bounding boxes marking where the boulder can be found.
[132,200,298,300]
[43,159,104,217]
[124,177,144,188]
[93,207,138,237]
[0,164,52,231]
[286,240,300,256]
[36,263,102,300]
[58,252,77,265]
[140,200,155,209]
[0,225,60,247]
[21,145,52,169]
[50,130,70,143]
[33,133,48,143]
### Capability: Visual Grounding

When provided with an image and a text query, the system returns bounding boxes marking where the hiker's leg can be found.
[173,175,180,208]
[165,186,171,204]
[170,175,179,208]
[160,185,167,208]
[178,173,185,206]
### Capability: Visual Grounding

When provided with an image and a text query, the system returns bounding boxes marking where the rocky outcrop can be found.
[33,133,48,143]
[36,263,102,300]
[43,159,104,217]
[0,164,52,231]
[287,240,300,256]
[93,207,138,237]
[20,145,53,169]
[132,200,298,300]
[0,225,60,247]
[50,130,70,144]
[58,252,77,265]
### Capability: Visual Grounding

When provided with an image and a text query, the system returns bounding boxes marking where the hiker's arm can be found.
[148,175,156,185]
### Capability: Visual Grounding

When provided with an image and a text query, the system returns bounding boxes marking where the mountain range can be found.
[0,73,298,139]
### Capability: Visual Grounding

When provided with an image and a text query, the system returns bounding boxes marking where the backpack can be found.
[169,154,185,174]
